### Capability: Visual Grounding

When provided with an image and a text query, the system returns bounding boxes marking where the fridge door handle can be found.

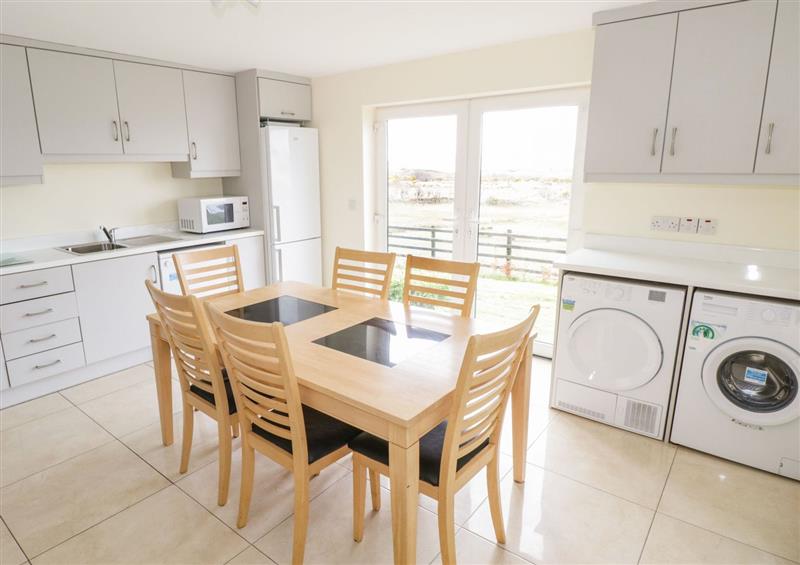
[275,248,284,281]
[273,205,282,242]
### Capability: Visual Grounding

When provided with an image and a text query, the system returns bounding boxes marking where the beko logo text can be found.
[731,418,763,431]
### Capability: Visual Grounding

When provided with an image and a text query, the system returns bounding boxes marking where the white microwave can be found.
[178,196,250,233]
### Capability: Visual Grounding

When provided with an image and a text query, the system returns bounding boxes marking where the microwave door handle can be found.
[273,206,282,242]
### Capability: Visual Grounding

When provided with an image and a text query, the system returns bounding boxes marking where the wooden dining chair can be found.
[206,304,362,565]
[173,244,244,297]
[349,305,539,565]
[331,247,396,299]
[145,279,238,506]
[402,255,480,317]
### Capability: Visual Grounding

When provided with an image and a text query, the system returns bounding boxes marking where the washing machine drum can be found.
[566,308,663,392]
[702,337,800,426]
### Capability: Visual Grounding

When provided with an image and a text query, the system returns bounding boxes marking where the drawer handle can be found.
[28,333,57,344]
[24,307,54,317]
[280,111,296,116]
[34,359,62,370]
[18,281,48,289]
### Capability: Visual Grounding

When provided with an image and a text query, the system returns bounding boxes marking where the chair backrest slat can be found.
[332,247,396,299]
[439,305,540,483]
[173,245,244,298]
[402,255,480,317]
[145,280,229,414]
[206,304,309,466]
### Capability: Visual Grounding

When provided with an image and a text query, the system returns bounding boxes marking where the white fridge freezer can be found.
[262,124,322,285]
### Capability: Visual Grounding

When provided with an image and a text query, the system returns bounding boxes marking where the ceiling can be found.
[0,1,644,77]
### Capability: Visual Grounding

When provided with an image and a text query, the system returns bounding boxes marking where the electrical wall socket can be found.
[651,215,680,232]
[679,217,698,233]
[698,218,718,235]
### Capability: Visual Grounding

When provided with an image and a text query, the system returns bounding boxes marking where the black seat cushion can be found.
[252,406,361,464]
[188,369,237,415]
[348,421,490,486]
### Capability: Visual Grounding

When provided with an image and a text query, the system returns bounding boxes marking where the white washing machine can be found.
[671,291,800,480]
[552,273,686,439]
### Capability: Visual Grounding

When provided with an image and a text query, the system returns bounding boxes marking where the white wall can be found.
[1,163,222,240]
[311,28,800,281]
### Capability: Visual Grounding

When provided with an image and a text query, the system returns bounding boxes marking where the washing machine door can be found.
[702,337,800,426]
[566,308,663,392]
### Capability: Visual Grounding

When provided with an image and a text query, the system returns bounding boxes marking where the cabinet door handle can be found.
[112,120,119,141]
[669,127,677,156]
[28,333,57,344]
[24,307,54,317]
[124,121,131,142]
[149,265,158,284]
[191,142,198,160]
[273,206,282,242]
[650,127,659,156]
[18,280,48,289]
[276,249,284,281]
[34,359,62,370]
[765,122,774,154]
[280,111,296,116]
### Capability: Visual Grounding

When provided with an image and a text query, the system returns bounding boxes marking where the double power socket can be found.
[651,215,718,235]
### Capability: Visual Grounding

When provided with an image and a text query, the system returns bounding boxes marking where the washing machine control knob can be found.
[761,308,777,323]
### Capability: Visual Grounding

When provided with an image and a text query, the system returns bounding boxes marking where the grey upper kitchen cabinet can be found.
[661,0,776,174]
[172,71,241,178]
[584,13,676,175]
[113,61,188,159]
[755,0,799,175]
[258,78,312,121]
[0,45,43,186]
[72,253,159,365]
[27,49,124,157]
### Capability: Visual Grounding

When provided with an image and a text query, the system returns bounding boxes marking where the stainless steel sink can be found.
[118,234,181,246]
[58,242,129,255]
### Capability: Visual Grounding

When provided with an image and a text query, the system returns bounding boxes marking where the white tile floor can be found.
[0,359,798,565]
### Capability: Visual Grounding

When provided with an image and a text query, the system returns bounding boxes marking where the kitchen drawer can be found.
[1,266,73,305]
[6,342,85,387]
[258,78,311,121]
[2,318,82,361]
[0,292,79,333]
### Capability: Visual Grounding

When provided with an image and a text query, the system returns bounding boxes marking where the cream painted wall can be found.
[1,163,222,240]
[311,27,800,281]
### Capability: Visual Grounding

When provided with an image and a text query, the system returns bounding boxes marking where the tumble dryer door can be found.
[702,337,800,426]
[566,308,663,392]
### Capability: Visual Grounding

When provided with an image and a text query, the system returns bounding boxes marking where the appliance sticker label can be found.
[690,321,724,340]
[561,298,576,311]
[744,367,769,386]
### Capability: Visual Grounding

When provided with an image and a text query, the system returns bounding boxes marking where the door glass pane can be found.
[475,106,578,346]
[386,115,457,301]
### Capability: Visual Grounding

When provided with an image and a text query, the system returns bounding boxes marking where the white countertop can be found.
[0,228,265,276]
[557,248,800,301]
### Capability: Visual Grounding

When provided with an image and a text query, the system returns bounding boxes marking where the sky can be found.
[387,105,579,178]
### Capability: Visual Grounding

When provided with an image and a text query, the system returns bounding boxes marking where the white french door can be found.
[374,88,588,357]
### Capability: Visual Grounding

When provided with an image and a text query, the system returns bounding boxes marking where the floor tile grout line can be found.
[223,544,278,565]
[0,396,73,434]
[1,514,32,565]
[635,446,678,564]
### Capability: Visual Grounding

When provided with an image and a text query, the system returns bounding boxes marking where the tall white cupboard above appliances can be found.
[671,291,799,480]
[552,274,686,438]
[178,196,250,234]
[585,0,799,184]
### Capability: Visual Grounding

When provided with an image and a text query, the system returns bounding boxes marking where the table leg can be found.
[389,441,419,565]
[149,319,174,446]
[511,337,533,483]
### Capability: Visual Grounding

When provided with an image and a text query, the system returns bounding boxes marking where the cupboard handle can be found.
[273,206,282,242]
[24,307,53,317]
[276,249,284,281]
[191,142,198,160]
[34,359,62,370]
[18,280,48,289]
[28,333,57,344]
[112,120,119,141]
[124,121,131,142]
[650,127,659,156]
[765,122,774,154]
[149,265,158,284]
[669,127,677,156]
[280,111,296,116]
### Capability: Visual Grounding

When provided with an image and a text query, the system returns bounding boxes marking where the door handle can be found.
[124,121,131,142]
[112,120,119,141]
[191,142,198,160]
[669,127,677,156]
[650,127,659,156]
[765,122,774,154]
[273,206,282,242]
[275,249,284,281]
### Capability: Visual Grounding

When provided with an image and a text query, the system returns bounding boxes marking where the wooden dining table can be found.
[146,281,535,564]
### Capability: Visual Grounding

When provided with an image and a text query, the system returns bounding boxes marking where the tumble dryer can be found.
[552,273,686,438]
[671,291,799,480]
